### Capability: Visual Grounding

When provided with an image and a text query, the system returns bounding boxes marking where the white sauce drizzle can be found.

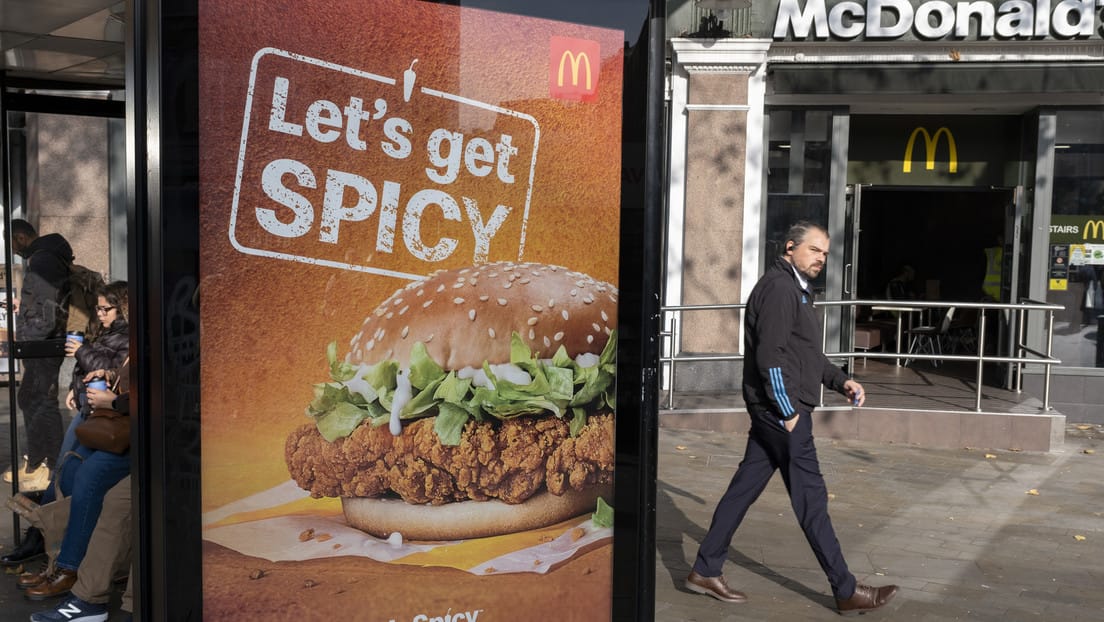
[389,369,412,436]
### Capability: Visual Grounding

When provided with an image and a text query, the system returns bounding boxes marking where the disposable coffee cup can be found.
[66,331,85,344]
[87,379,108,391]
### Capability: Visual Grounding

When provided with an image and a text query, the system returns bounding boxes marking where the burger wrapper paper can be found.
[202,480,612,575]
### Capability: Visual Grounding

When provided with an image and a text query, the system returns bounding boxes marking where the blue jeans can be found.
[39,413,86,506]
[56,444,131,571]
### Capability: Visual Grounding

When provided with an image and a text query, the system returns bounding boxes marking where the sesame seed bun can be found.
[347,262,618,369]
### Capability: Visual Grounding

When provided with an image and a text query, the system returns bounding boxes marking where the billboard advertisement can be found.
[198,0,624,618]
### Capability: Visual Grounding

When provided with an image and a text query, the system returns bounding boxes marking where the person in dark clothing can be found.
[1,220,73,569]
[10,219,72,473]
[686,221,898,616]
[885,264,916,300]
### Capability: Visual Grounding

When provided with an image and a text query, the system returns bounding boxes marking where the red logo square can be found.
[550,36,600,102]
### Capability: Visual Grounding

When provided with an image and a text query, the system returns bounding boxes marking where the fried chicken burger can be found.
[285,262,617,540]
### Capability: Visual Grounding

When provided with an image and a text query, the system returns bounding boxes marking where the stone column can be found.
[668,40,770,360]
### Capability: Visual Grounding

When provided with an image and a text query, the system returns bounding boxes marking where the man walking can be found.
[685,221,898,615]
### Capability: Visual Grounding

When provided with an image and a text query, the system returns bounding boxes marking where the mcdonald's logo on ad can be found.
[550,36,599,102]
[1084,219,1104,240]
[903,126,958,173]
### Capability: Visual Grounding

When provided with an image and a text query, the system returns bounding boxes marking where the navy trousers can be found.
[692,406,857,600]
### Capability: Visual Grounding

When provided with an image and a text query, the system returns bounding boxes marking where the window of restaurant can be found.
[764,108,835,291]
[1047,109,1104,369]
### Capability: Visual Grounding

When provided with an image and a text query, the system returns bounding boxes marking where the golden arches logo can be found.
[903,126,958,174]
[1084,219,1104,240]
[557,50,592,90]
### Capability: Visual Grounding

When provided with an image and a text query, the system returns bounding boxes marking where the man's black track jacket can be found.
[742,256,849,419]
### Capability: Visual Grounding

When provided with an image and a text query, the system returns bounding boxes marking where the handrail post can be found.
[667,313,678,410]
[1044,309,1054,411]
[1015,305,1024,393]
[820,309,828,407]
[975,308,986,412]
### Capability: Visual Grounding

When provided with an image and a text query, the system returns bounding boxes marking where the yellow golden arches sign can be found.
[903,126,958,173]
[557,49,593,90]
[1084,219,1104,240]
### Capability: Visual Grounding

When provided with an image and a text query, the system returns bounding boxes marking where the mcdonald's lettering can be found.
[1085,219,1104,240]
[549,36,600,102]
[903,126,958,174]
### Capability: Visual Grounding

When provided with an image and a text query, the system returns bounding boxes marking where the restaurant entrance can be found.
[844,185,1022,387]
[856,186,1009,303]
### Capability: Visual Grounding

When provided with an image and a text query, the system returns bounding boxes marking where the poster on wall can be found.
[198,0,623,618]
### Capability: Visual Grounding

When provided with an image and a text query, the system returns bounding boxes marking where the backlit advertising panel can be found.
[199,0,623,619]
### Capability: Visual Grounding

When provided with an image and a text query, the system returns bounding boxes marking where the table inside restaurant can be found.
[870,305,929,366]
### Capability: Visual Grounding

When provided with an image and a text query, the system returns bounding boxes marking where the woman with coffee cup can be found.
[15,281,131,599]
[64,281,129,413]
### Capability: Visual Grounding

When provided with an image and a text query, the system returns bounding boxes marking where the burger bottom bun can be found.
[342,482,615,541]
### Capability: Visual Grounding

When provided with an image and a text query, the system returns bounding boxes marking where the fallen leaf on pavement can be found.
[675,446,687,450]
[1083,449,1095,455]
[1076,424,1093,430]
[828,493,836,500]
[984,453,997,459]
[1026,489,1040,496]
[1074,535,1086,541]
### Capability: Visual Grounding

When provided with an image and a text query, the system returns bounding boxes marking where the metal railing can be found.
[659,299,1063,412]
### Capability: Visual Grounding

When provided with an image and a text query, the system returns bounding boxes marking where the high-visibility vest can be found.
[983,246,1002,300]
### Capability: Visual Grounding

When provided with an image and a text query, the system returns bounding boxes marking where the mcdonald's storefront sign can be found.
[550,36,599,102]
[1085,219,1104,241]
[903,126,957,173]
[847,115,1018,186]
[1047,215,1104,244]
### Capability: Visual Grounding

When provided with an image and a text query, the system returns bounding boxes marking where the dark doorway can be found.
[858,187,1010,303]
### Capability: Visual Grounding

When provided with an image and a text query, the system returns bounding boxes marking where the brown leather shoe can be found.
[16,569,48,589]
[685,570,748,603]
[24,568,77,601]
[836,583,898,616]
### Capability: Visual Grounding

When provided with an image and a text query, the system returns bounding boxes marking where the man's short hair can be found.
[784,221,828,252]
[10,218,37,238]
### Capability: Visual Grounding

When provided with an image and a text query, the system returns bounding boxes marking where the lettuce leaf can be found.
[305,329,617,446]
[316,401,372,442]
[592,496,614,528]
[434,402,471,446]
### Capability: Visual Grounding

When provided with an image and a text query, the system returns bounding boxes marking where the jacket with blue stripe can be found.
[742,256,849,419]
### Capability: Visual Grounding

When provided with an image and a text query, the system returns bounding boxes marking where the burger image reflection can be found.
[285,262,617,540]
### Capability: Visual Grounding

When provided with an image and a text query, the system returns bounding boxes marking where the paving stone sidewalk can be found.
[655,423,1104,621]
[4,405,1102,621]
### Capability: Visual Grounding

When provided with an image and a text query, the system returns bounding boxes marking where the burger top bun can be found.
[348,262,618,370]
